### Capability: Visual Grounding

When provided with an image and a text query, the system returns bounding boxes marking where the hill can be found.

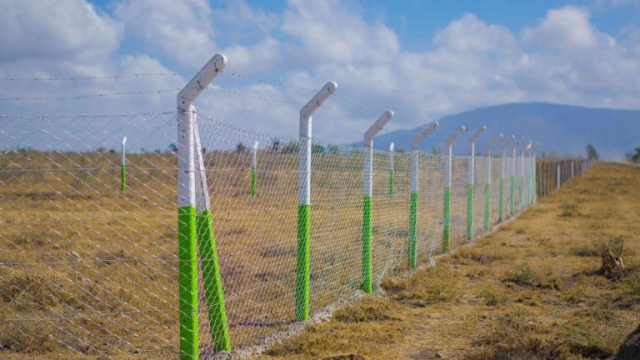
[356,103,640,160]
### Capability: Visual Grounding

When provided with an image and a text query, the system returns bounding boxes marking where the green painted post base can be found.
[178,206,199,360]
[509,176,515,216]
[408,192,418,268]
[389,170,395,198]
[443,186,451,252]
[498,179,505,222]
[361,196,372,294]
[196,210,231,352]
[295,204,311,322]
[250,167,257,197]
[484,183,490,231]
[519,176,524,210]
[121,164,126,194]
[467,184,474,241]
[531,173,536,204]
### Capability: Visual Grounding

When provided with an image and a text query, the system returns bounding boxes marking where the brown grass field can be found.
[0,144,509,359]
[0,130,596,360]
[262,162,640,360]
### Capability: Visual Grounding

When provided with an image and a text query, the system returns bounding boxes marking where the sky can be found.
[0,0,639,148]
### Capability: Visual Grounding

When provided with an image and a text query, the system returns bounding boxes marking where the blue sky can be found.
[85,0,640,57]
[0,0,639,147]
[86,0,638,53]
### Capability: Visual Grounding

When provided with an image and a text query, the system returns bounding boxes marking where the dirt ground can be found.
[261,162,640,360]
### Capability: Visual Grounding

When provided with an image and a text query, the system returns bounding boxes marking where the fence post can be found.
[362,110,393,294]
[557,161,561,189]
[484,133,503,231]
[526,143,532,206]
[409,121,439,266]
[389,142,395,198]
[296,81,337,321]
[443,126,467,252]
[467,126,486,241]
[193,117,231,352]
[519,140,530,210]
[121,136,127,194]
[510,137,522,216]
[251,141,259,196]
[571,160,574,179]
[547,160,556,194]
[532,142,540,203]
[498,136,513,222]
[177,53,227,360]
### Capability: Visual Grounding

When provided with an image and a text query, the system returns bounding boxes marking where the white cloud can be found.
[222,37,283,74]
[281,0,399,66]
[0,0,639,148]
[522,6,600,50]
[113,0,216,69]
[0,0,121,63]
[213,0,279,36]
[434,14,519,54]
[0,0,184,116]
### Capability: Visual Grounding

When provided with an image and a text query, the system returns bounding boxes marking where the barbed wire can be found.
[0,111,177,117]
[0,73,181,81]
[220,70,317,93]
[206,87,300,106]
[0,88,180,101]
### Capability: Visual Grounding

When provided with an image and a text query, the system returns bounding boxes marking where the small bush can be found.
[564,325,616,358]
[560,203,579,217]
[453,247,504,265]
[504,263,537,286]
[478,288,507,306]
[333,297,401,323]
[382,267,460,307]
[466,311,568,360]
[0,322,59,353]
[570,245,601,257]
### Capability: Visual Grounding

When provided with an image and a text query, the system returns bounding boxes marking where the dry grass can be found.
[261,163,640,360]
[0,149,470,358]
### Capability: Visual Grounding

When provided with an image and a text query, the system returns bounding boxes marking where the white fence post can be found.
[177,53,228,357]
[121,136,127,194]
[251,141,259,196]
[389,142,395,198]
[408,121,439,267]
[484,133,503,231]
[499,135,513,221]
[510,137,523,216]
[519,140,530,210]
[361,110,393,293]
[443,126,467,252]
[296,81,338,321]
[532,142,541,203]
[467,126,486,241]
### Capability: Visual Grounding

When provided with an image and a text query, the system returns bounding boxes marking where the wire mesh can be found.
[0,111,592,358]
[0,113,180,358]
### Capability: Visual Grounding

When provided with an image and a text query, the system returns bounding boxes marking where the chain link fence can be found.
[0,112,593,358]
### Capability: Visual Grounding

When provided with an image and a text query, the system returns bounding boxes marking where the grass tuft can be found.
[560,203,579,217]
[478,288,508,306]
[453,247,505,265]
[503,263,537,286]
[333,297,402,323]
[382,266,460,307]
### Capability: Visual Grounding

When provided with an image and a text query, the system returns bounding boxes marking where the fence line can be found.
[0,54,595,359]
[0,110,593,359]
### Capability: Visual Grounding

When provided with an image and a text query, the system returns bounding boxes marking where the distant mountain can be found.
[355,103,640,160]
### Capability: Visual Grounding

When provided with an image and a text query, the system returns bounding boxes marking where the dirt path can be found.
[260,163,640,360]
